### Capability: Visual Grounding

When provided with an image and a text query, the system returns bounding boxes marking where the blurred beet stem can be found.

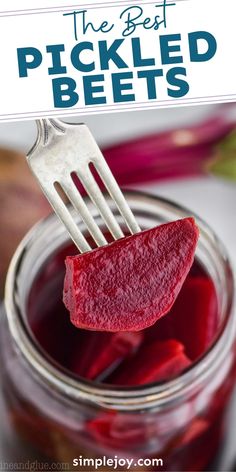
[101,116,236,186]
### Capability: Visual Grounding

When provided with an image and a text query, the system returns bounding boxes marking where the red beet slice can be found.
[86,331,143,379]
[63,218,199,332]
[143,273,218,361]
[111,339,191,386]
[70,331,108,377]
[70,331,142,379]
[170,277,218,360]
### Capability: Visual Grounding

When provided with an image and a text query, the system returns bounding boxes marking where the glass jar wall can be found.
[0,192,235,471]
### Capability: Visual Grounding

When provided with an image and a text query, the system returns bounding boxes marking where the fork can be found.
[27,118,140,253]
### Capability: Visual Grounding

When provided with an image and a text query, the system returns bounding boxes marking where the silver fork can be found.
[27,118,140,253]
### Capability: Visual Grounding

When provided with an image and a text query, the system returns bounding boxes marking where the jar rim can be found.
[4,190,236,411]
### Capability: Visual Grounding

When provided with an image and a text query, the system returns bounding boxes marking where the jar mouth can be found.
[4,190,235,411]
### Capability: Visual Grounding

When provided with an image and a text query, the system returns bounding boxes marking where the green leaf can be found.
[210,152,236,180]
[209,130,236,180]
[218,130,236,152]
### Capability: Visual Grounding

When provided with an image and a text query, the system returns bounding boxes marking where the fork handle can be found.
[27,118,70,157]
[36,118,67,146]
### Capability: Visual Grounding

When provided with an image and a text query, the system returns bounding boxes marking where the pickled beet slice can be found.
[143,273,218,360]
[110,340,191,385]
[63,218,199,332]
[169,277,218,360]
[86,331,143,379]
[70,331,142,379]
[70,331,108,377]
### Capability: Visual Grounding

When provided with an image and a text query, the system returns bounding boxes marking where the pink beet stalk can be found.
[101,113,236,186]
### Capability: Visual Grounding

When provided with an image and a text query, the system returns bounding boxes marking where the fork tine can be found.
[93,158,141,234]
[61,177,108,247]
[45,185,91,253]
[27,119,140,250]
[78,170,125,240]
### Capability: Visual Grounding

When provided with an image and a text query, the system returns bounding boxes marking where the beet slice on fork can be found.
[63,218,199,332]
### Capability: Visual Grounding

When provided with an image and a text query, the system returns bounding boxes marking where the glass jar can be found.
[0,191,236,472]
